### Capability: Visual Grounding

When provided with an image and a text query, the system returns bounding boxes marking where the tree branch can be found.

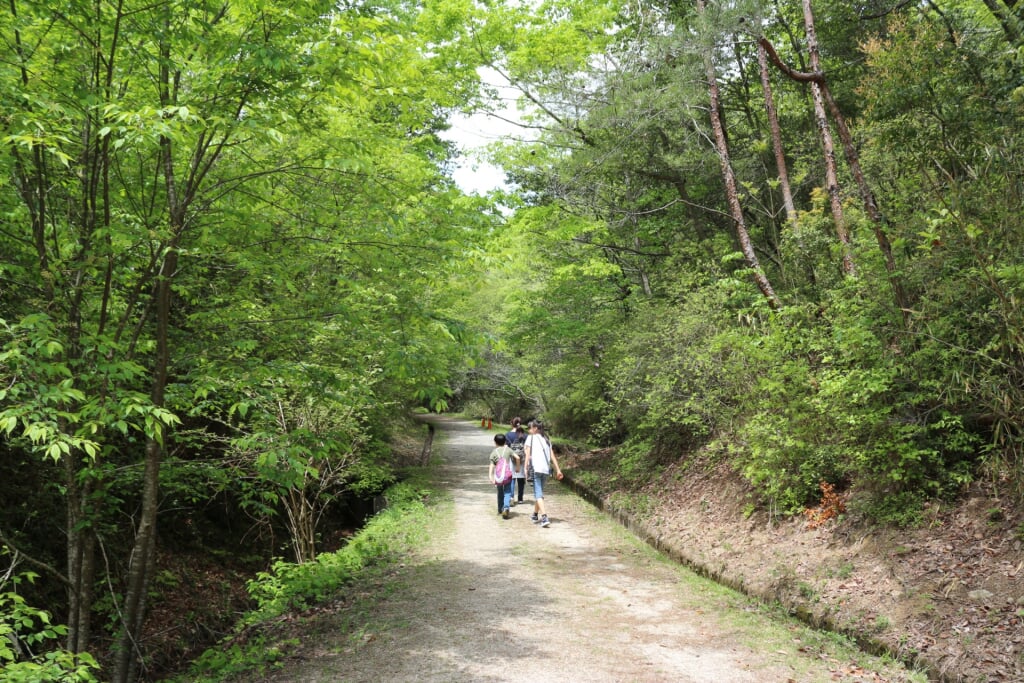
[757,37,823,83]
[0,529,72,588]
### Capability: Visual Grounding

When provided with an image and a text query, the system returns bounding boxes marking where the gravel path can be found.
[262,418,919,682]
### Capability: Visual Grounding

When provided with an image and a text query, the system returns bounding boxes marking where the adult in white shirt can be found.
[524,420,563,527]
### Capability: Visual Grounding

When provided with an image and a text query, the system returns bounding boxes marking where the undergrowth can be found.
[173,470,442,682]
[0,572,100,683]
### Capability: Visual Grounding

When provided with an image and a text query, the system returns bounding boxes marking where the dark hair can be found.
[511,417,522,428]
[494,433,507,446]
[528,420,550,444]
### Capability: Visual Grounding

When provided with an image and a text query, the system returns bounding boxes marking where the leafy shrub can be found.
[849,489,926,528]
[244,480,429,618]
[612,437,659,484]
[181,477,437,681]
[729,284,982,517]
[184,636,297,681]
[0,572,99,682]
[602,281,740,457]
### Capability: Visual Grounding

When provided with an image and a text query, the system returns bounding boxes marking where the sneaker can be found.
[530,513,539,524]
[510,500,516,507]
[502,508,510,519]
[540,515,550,527]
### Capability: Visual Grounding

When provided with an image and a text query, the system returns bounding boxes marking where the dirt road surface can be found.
[261,418,920,682]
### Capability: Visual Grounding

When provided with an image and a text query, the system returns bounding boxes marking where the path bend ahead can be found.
[263,418,919,683]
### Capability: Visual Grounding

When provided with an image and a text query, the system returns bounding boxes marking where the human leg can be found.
[501,480,512,514]
[532,474,548,516]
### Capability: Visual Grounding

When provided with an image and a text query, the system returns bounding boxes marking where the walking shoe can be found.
[530,513,539,523]
[540,515,550,527]
[510,500,516,507]
[502,508,510,519]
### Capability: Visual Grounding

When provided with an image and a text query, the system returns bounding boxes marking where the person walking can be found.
[505,418,528,506]
[524,420,562,527]
[488,433,517,519]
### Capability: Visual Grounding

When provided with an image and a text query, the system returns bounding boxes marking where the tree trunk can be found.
[11,6,99,652]
[634,234,653,296]
[802,0,855,277]
[759,25,910,317]
[756,41,797,225]
[697,0,780,309]
[64,466,99,656]
[112,30,181,679]
[111,244,175,683]
[819,84,910,319]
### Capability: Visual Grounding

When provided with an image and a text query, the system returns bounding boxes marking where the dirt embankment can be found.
[559,447,1024,683]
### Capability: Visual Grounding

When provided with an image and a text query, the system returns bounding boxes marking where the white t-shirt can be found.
[526,433,551,475]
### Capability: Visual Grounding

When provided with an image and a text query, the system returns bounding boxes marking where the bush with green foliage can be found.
[181,476,437,681]
[243,479,431,618]
[0,571,99,682]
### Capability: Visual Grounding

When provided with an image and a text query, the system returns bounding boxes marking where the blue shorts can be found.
[533,473,549,500]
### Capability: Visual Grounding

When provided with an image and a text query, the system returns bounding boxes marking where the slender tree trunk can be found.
[697,0,780,309]
[802,0,854,277]
[10,5,99,653]
[113,27,180,681]
[759,27,910,318]
[756,41,797,225]
[819,84,909,318]
[9,2,54,303]
[112,246,175,683]
[634,234,653,296]
[65,459,85,651]
[64,465,99,656]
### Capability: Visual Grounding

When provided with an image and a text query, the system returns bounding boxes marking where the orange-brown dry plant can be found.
[803,481,847,529]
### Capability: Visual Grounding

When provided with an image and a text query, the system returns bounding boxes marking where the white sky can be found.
[442,112,512,195]
[439,68,528,195]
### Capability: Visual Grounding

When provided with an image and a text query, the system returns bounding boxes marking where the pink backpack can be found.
[494,448,513,485]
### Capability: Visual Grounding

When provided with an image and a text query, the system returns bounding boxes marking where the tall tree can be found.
[1,0,489,677]
[801,0,855,276]
[697,0,781,307]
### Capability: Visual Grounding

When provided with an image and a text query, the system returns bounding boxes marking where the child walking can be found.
[488,433,517,519]
[524,420,562,527]
[506,418,528,505]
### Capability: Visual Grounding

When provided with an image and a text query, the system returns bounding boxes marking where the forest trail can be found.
[260,418,920,682]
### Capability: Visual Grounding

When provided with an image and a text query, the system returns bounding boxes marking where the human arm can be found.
[550,448,563,480]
